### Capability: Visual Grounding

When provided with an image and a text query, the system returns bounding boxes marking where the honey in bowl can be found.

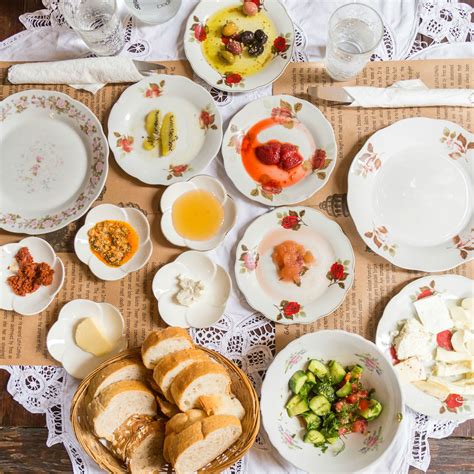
[172,190,224,241]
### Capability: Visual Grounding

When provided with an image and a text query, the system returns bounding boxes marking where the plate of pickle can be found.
[108,75,223,185]
[184,0,294,92]
[234,206,354,325]
[223,95,337,205]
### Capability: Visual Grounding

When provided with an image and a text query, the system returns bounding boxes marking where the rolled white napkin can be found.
[8,57,145,93]
[346,79,474,108]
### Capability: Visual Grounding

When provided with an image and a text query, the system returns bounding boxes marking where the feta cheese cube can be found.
[395,357,426,383]
[413,295,452,334]
[393,319,431,360]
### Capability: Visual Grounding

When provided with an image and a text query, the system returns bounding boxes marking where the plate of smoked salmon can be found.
[222,95,336,205]
[234,206,354,324]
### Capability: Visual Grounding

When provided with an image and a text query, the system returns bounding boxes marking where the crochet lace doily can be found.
[2,0,473,473]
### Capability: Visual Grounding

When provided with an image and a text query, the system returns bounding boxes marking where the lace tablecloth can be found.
[1,1,472,473]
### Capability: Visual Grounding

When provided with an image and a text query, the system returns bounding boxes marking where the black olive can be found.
[239,30,254,46]
[248,42,265,57]
[254,29,268,45]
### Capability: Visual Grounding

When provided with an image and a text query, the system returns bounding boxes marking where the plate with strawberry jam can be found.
[222,95,336,205]
[235,206,354,324]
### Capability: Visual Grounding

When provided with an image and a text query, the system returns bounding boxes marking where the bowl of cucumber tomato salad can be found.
[261,330,404,472]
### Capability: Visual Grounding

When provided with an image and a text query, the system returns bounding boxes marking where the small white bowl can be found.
[47,299,127,379]
[152,251,231,328]
[74,204,153,281]
[0,237,64,316]
[160,175,237,251]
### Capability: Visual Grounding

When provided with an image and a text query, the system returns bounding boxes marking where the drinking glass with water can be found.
[324,3,383,81]
[124,0,182,25]
[60,0,125,56]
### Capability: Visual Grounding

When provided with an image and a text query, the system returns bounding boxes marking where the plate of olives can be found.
[184,0,294,92]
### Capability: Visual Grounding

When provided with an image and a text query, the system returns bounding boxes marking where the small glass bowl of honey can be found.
[160,175,237,251]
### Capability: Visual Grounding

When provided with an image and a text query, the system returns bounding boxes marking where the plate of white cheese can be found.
[376,274,473,420]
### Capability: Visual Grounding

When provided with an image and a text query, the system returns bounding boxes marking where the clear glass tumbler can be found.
[124,0,182,25]
[60,0,125,56]
[324,3,383,81]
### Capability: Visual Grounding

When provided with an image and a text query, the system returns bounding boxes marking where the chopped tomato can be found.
[436,330,453,351]
[352,420,367,433]
[347,394,357,404]
[334,401,345,412]
[358,390,368,398]
[358,399,370,411]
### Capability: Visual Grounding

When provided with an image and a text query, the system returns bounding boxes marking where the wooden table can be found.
[0,2,473,472]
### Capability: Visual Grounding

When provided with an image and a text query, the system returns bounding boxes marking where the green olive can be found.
[219,50,236,64]
[222,21,238,37]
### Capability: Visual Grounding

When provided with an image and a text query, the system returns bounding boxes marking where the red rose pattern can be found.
[167,164,190,180]
[276,300,305,321]
[311,149,327,170]
[330,262,345,280]
[444,393,463,410]
[283,301,300,317]
[326,260,350,288]
[417,289,433,300]
[281,215,299,229]
[145,83,162,98]
[115,134,133,153]
[193,24,207,42]
[436,330,453,351]
[224,73,243,86]
[273,36,288,53]
[199,109,216,130]
[271,106,294,123]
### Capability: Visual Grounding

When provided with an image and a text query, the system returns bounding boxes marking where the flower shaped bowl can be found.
[261,330,404,473]
[152,251,231,328]
[74,204,152,281]
[0,237,64,316]
[47,299,127,379]
[160,175,237,251]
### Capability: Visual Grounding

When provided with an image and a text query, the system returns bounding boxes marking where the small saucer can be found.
[47,299,127,379]
[152,251,231,328]
[160,175,237,251]
[0,237,64,316]
[74,204,153,281]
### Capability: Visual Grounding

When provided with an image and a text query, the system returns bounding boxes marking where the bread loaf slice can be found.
[153,348,209,401]
[199,394,245,420]
[142,328,194,369]
[168,415,242,473]
[156,393,180,419]
[111,414,156,461]
[87,359,148,400]
[127,419,166,474]
[170,361,231,412]
[87,380,157,441]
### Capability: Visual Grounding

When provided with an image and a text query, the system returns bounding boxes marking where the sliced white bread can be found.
[127,419,166,474]
[163,409,207,462]
[156,393,180,419]
[87,380,157,441]
[198,394,245,420]
[111,414,156,461]
[153,348,209,401]
[142,328,194,369]
[87,359,148,401]
[168,415,242,473]
[170,361,231,412]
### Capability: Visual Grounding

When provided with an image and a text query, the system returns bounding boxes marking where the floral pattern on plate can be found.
[364,225,397,256]
[276,300,305,321]
[440,127,474,160]
[0,91,108,234]
[326,260,350,289]
[360,426,383,454]
[238,244,259,273]
[278,209,306,230]
[144,80,165,98]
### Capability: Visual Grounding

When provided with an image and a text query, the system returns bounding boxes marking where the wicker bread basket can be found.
[71,347,260,473]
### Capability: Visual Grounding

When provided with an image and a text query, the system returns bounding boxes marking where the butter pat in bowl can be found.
[47,299,127,379]
[160,175,237,251]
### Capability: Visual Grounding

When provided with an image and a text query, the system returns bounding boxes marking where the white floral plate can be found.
[348,117,473,272]
[184,0,294,92]
[47,299,127,379]
[0,90,108,234]
[222,95,336,205]
[376,274,474,421]
[160,175,237,251]
[261,330,404,472]
[0,237,64,316]
[74,204,152,281]
[108,75,222,185]
[152,251,231,328]
[235,206,354,324]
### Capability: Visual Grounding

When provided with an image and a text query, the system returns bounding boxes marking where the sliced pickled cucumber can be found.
[145,110,161,138]
[161,112,177,157]
[142,137,155,150]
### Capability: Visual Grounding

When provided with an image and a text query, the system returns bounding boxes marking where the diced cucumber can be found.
[303,430,325,445]
[286,394,301,409]
[302,412,321,430]
[286,398,309,417]
[350,364,364,378]
[360,399,383,420]
[315,381,336,402]
[299,382,313,399]
[289,370,308,394]
[307,360,328,379]
[309,395,331,416]
[326,436,338,444]
[305,371,316,384]
[328,360,346,384]
[336,381,352,397]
